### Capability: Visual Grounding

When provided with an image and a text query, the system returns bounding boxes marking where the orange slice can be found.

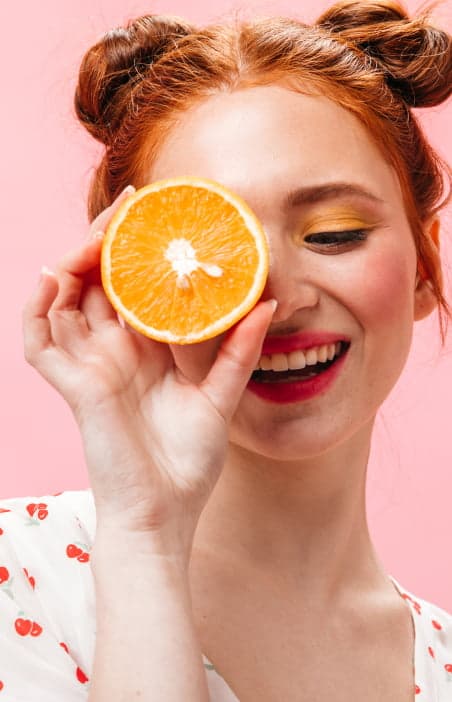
[101,176,269,344]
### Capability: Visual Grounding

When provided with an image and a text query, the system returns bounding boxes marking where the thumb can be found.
[199,299,277,421]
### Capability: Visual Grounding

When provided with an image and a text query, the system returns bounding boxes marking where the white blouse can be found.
[0,489,450,700]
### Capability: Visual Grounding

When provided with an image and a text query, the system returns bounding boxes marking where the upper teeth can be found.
[255,342,343,372]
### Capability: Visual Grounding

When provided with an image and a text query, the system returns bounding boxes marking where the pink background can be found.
[2,0,452,609]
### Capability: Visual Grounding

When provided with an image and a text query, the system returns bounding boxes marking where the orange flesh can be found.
[103,181,268,342]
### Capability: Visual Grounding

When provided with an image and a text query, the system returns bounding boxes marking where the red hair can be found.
[74,1,452,339]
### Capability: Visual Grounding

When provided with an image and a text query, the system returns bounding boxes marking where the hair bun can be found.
[316,0,451,108]
[74,14,195,144]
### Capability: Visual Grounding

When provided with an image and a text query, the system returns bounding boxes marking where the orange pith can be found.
[101,176,270,344]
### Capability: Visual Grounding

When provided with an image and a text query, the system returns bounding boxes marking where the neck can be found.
[192,419,388,605]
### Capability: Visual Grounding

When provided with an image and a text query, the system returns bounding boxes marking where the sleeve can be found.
[0,489,97,701]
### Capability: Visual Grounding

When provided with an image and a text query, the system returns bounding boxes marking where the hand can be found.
[22,185,276,560]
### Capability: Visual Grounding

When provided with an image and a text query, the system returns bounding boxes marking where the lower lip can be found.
[246,347,349,404]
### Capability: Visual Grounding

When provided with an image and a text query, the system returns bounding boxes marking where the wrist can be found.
[91,525,192,575]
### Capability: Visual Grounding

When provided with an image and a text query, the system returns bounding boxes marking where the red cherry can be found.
[0,680,3,690]
[15,618,32,636]
[60,642,69,654]
[30,621,43,637]
[26,503,48,519]
[0,567,10,584]
[0,528,3,535]
[76,667,89,684]
[77,552,90,563]
[415,684,421,694]
[23,568,35,590]
[412,601,422,615]
[445,664,452,673]
[428,646,435,659]
[26,503,37,517]
[66,544,83,558]
[432,619,443,630]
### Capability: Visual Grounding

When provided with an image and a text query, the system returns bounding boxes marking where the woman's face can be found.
[148,85,434,460]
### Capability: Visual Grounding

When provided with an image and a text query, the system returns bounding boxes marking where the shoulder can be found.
[0,490,96,697]
[393,576,452,637]
[0,487,96,614]
[0,487,95,528]
[390,576,452,696]
[392,576,452,695]
[413,589,452,660]
[0,486,96,607]
[0,488,95,549]
[395,578,452,636]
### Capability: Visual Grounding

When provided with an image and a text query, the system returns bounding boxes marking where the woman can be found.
[1,0,451,699]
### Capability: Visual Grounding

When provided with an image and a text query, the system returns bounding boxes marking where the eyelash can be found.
[304,229,369,249]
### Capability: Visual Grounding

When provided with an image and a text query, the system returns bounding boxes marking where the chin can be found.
[228,401,378,464]
[229,421,349,462]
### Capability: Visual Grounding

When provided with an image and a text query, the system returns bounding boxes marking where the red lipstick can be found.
[261,331,350,355]
[247,338,350,404]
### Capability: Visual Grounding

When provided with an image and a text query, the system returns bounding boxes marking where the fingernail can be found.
[266,299,278,313]
[120,184,135,197]
[40,265,56,281]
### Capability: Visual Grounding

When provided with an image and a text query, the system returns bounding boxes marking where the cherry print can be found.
[76,667,89,684]
[401,592,422,615]
[66,544,83,559]
[66,542,90,562]
[15,618,32,637]
[30,621,43,637]
[0,681,3,691]
[0,509,11,514]
[14,618,43,637]
[6,490,452,697]
[0,528,3,535]
[23,568,35,590]
[26,503,48,520]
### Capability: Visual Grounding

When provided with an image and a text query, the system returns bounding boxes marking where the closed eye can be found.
[304,229,369,250]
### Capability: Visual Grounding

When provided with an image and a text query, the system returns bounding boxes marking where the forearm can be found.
[88,534,210,702]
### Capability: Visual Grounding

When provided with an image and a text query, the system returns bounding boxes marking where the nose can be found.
[260,240,320,324]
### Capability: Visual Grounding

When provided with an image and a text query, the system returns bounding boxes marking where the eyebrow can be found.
[283,182,385,209]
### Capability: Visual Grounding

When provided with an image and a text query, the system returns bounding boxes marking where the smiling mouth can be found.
[250,341,351,384]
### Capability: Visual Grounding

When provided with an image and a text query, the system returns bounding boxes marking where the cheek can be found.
[342,244,416,328]
[340,242,417,395]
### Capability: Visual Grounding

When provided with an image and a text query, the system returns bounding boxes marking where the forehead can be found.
[148,85,401,215]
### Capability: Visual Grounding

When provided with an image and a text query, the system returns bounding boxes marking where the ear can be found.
[414,217,442,322]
